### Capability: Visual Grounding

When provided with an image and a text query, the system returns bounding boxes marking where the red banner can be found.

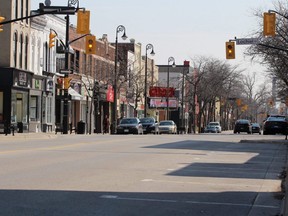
[106,85,114,102]
[149,87,175,97]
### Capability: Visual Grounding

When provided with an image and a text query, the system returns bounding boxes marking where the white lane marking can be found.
[100,195,118,199]
[100,194,279,209]
[141,179,153,182]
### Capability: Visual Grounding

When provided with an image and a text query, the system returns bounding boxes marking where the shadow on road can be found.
[144,140,287,180]
[0,189,283,216]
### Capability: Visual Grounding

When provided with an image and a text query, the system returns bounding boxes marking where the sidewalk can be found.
[0,131,59,140]
[242,138,288,216]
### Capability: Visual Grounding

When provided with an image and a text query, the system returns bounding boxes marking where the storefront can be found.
[0,68,33,133]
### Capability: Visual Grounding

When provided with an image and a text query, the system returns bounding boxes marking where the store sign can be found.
[13,71,32,87]
[149,87,175,97]
[148,97,178,109]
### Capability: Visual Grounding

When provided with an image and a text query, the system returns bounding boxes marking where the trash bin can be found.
[17,122,23,133]
[77,121,85,134]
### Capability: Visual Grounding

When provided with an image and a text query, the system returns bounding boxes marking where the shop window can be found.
[30,96,38,121]
[11,92,28,123]
[47,97,52,123]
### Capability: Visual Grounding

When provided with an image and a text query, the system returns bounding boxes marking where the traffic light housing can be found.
[85,35,96,54]
[49,32,57,48]
[64,77,72,90]
[77,10,90,34]
[263,12,276,37]
[225,41,235,59]
[0,16,5,32]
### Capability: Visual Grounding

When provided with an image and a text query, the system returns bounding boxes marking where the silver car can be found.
[159,120,177,134]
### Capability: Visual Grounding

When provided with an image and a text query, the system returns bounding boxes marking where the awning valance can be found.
[68,87,83,100]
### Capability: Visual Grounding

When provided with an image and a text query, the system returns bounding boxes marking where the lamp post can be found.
[144,43,155,117]
[166,57,176,120]
[112,25,127,134]
[62,0,79,134]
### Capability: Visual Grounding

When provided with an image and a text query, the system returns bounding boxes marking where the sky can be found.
[31,0,276,84]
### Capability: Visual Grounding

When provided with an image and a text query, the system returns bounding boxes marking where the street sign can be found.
[236,38,259,45]
[59,69,73,74]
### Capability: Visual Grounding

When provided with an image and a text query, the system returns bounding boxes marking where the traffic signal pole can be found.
[62,14,70,134]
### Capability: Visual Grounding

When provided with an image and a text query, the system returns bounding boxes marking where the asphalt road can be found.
[0,132,287,216]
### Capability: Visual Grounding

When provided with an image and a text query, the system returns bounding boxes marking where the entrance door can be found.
[16,94,23,122]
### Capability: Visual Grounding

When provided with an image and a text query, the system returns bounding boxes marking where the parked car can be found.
[159,120,177,134]
[204,125,217,133]
[234,119,252,134]
[251,123,261,134]
[207,122,221,133]
[263,116,288,135]
[116,117,143,134]
[139,117,159,134]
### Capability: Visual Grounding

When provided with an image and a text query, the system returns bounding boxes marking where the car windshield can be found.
[209,122,219,126]
[159,121,172,126]
[267,117,286,122]
[252,123,260,126]
[120,118,138,124]
[140,118,154,123]
[237,120,249,124]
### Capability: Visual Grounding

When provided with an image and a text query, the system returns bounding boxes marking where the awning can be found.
[68,87,84,100]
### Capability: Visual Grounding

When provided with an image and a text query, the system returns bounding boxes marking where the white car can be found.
[208,122,221,133]
[159,120,177,134]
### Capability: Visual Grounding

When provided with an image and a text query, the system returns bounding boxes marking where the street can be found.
[0,132,287,216]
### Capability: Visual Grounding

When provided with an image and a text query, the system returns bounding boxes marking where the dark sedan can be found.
[116,117,143,134]
[263,116,288,135]
[251,123,261,134]
[139,117,159,134]
[234,119,252,134]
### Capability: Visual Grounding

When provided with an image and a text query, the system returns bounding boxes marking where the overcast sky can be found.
[31,0,276,82]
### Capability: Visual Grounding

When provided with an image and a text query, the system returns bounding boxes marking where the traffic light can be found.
[49,32,57,48]
[64,77,72,90]
[85,35,96,54]
[77,10,90,34]
[263,12,276,37]
[56,78,64,89]
[0,16,5,32]
[225,41,235,59]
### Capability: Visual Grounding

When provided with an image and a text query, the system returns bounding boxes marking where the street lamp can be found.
[112,25,127,134]
[166,57,176,120]
[144,43,155,117]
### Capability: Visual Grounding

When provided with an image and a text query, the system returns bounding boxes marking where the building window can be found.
[21,0,24,19]
[19,33,23,69]
[14,0,18,19]
[13,32,18,68]
[24,35,28,70]
[25,0,28,24]
[75,50,80,73]
[31,36,35,71]
[37,38,41,73]
[30,96,38,121]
